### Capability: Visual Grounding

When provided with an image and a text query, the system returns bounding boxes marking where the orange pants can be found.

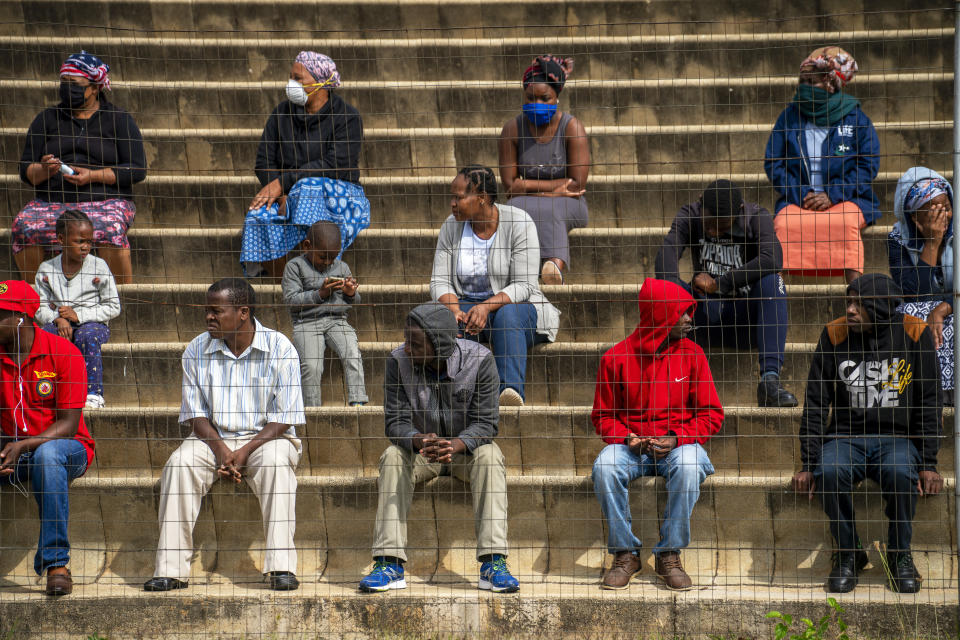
[774,201,866,276]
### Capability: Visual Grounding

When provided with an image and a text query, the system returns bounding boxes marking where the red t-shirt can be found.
[0,326,95,470]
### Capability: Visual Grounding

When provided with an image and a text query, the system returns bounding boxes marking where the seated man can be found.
[592,278,724,591]
[793,273,943,594]
[0,280,94,597]
[145,278,306,592]
[359,303,519,593]
[655,179,797,408]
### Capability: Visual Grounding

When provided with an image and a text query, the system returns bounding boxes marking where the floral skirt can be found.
[899,299,954,391]
[240,177,371,277]
[12,199,136,253]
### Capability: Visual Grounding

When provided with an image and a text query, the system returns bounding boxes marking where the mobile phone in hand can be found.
[59,163,76,176]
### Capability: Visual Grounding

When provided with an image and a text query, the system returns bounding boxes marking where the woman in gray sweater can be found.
[430,165,560,406]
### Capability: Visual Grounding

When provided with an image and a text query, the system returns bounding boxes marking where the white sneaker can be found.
[499,388,524,407]
[85,394,105,409]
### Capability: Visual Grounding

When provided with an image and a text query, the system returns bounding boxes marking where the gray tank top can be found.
[515,112,572,181]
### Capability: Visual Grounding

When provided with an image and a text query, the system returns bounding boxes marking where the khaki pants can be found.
[373,443,508,562]
[154,435,301,579]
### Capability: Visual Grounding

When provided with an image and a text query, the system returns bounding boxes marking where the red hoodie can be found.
[592,278,724,446]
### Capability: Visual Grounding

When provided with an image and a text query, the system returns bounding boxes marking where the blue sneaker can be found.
[478,555,519,593]
[359,558,406,592]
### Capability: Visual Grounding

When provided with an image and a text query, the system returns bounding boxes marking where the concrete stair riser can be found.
[0,475,954,588]
[0,80,952,129]
[81,406,958,478]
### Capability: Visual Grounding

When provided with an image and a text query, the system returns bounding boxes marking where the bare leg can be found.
[844,269,861,285]
[14,245,47,283]
[96,245,133,284]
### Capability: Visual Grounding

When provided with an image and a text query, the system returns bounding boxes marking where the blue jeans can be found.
[458,298,546,400]
[814,437,920,553]
[1,438,88,575]
[592,443,714,555]
[684,273,787,375]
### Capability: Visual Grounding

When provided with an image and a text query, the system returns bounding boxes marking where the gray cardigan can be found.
[429,203,560,341]
[281,255,359,324]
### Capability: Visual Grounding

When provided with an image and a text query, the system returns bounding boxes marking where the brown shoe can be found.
[601,551,642,590]
[655,551,693,591]
[46,567,72,596]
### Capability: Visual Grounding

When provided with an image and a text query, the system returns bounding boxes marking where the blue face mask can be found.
[522,102,557,127]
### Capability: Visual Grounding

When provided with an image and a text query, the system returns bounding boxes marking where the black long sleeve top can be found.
[254,93,363,192]
[18,99,146,203]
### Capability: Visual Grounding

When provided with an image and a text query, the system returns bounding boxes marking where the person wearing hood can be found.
[764,46,880,284]
[655,179,797,408]
[359,303,519,594]
[17,51,146,284]
[889,167,955,398]
[241,52,370,278]
[591,278,724,591]
[793,274,943,594]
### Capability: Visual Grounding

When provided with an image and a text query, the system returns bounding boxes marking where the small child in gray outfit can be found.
[281,221,368,407]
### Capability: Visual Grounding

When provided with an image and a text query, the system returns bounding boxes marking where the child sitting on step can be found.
[282,220,368,407]
[34,209,121,409]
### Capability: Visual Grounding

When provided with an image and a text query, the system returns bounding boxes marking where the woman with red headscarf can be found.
[764,46,880,284]
[498,55,590,285]
[17,51,146,284]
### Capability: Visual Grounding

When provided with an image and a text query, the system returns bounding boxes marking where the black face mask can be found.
[59,81,88,108]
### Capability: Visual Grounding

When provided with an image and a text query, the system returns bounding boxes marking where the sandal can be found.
[540,260,564,285]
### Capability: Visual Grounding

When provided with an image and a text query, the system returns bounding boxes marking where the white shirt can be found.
[804,121,829,193]
[456,223,496,298]
[179,319,306,438]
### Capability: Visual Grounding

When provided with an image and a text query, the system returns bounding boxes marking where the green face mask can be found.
[792,84,861,126]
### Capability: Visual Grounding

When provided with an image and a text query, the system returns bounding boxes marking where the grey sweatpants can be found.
[292,316,368,406]
[372,443,509,562]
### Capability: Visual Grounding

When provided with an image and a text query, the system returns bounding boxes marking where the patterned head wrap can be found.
[294,51,341,88]
[905,177,952,213]
[522,55,573,94]
[799,46,858,93]
[59,51,110,91]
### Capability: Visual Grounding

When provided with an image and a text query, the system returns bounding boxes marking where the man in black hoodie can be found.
[793,274,944,593]
[358,304,519,594]
[655,179,797,407]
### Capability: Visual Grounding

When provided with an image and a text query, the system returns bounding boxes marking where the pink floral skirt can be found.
[12,199,136,254]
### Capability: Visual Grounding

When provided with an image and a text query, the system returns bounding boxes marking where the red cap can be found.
[0,281,40,317]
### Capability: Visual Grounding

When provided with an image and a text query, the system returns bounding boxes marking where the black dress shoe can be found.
[758,376,799,408]
[269,571,299,591]
[887,552,922,593]
[144,577,188,592]
[827,550,869,593]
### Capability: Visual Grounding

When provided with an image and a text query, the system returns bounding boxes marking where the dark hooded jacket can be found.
[384,303,500,453]
[800,274,942,471]
[591,278,724,445]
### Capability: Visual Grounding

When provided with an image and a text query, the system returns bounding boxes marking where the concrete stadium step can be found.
[0,30,950,83]
[110,282,848,344]
[5,0,949,36]
[3,171,946,231]
[0,583,955,640]
[81,405,959,479]
[101,339,858,407]
[1,121,948,177]
[0,75,951,130]
[0,473,954,597]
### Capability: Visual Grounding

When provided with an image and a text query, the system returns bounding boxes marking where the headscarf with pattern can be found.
[905,177,952,213]
[294,51,341,88]
[522,55,574,94]
[799,46,858,93]
[59,51,111,91]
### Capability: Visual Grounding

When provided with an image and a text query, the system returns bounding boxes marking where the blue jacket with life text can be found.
[763,103,881,225]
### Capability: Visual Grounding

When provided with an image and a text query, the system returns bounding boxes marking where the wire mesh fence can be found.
[0,2,957,639]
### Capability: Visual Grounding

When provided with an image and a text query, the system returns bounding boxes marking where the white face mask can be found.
[286,78,309,106]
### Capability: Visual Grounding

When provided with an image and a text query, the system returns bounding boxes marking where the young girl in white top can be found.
[35,210,121,408]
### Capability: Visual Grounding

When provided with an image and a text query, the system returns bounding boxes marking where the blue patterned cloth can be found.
[241,177,370,276]
[898,300,954,391]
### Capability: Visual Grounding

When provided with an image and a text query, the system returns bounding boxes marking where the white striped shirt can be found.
[179,320,306,438]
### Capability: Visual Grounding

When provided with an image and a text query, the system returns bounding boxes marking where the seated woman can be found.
[241,51,370,278]
[889,167,955,398]
[764,46,880,284]
[431,165,560,406]
[17,51,146,284]
[498,55,589,285]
